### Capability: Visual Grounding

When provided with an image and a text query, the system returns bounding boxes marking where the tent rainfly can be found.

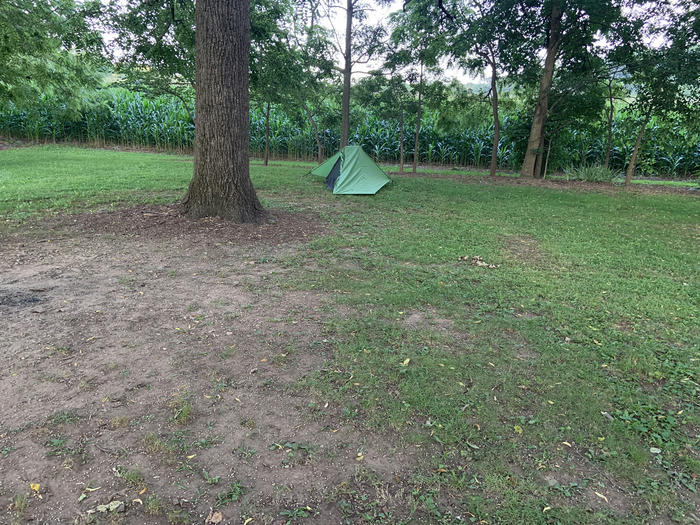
[310,146,390,195]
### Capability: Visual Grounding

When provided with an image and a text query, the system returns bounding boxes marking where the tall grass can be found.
[1,88,697,178]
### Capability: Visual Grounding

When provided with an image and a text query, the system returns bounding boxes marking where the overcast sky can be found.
[321,0,482,84]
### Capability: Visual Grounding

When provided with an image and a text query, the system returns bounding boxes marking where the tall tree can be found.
[446,0,527,177]
[616,4,699,186]
[354,73,412,171]
[324,0,385,148]
[518,0,625,178]
[290,0,335,163]
[183,0,265,221]
[389,3,444,172]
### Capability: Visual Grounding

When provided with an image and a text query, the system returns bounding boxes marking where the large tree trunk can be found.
[624,109,652,187]
[264,101,270,166]
[489,64,500,177]
[340,0,353,148]
[399,110,404,173]
[413,60,424,174]
[520,2,562,178]
[304,103,323,163]
[184,0,264,222]
[604,82,614,168]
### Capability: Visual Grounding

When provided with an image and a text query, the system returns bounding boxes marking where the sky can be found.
[320,0,483,84]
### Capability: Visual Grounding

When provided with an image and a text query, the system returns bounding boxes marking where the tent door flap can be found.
[325,158,342,191]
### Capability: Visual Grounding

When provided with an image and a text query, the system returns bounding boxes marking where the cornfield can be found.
[1,88,697,178]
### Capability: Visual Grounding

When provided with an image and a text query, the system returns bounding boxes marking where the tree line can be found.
[1,0,698,220]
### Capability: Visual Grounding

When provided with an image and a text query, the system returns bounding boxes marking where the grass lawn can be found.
[1,146,698,524]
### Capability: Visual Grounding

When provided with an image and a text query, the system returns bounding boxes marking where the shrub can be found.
[563,164,620,183]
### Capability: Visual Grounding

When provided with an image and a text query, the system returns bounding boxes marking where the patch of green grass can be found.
[215,481,245,507]
[143,431,189,458]
[144,495,164,515]
[9,493,28,525]
[286,168,698,520]
[114,465,144,487]
[44,436,70,457]
[169,391,195,425]
[0,146,193,219]
[202,469,220,485]
[47,410,81,426]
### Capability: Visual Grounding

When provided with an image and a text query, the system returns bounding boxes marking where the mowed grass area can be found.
[2,145,699,523]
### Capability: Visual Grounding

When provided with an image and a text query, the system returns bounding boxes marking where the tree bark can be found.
[533,124,545,177]
[624,108,652,187]
[183,0,264,222]
[604,81,614,168]
[413,60,424,174]
[520,2,562,178]
[489,63,500,177]
[264,100,270,166]
[399,110,404,173]
[304,103,323,163]
[340,0,353,148]
[543,136,553,179]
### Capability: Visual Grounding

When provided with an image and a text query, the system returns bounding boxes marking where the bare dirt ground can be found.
[0,207,426,524]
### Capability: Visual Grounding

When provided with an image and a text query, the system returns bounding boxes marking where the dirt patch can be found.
[390,171,699,196]
[540,449,634,517]
[0,211,424,524]
[500,234,554,270]
[403,309,454,332]
[59,204,327,245]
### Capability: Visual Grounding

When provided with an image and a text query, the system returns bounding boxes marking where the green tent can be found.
[310,146,390,195]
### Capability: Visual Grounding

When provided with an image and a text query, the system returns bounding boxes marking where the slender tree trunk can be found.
[521,2,562,178]
[604,82,614,168]
[399,110,405,173]
[304,103,323,163]
[543,136,553,179]
[264,101,271,166]
[624,109,652,187]
[534,125,546,177]
[340,0,353,148]
[183,0,264,222]
[489,64,500,177]
[413,60,424,174]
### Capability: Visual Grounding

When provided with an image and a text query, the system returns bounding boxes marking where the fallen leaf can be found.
[594,492,609,503]
[543,506,552,513]
[401,358,410,366]
[139,487,147,495]
[132,498,143,505]
[562,441,572,447]
[96,500,123,513]
[243,519,254,525]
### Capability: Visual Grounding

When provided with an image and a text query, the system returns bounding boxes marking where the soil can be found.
[0,208,425,524]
